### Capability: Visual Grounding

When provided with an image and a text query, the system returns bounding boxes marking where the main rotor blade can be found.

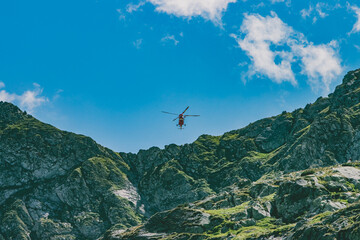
[184,115,200,117]
[162,111,178,115]
[181,106,190,115]
[173,117,179,121]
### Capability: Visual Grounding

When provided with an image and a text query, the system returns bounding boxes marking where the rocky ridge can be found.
[1,68,360,239]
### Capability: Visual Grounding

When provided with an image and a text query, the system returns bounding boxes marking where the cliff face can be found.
[0,103,143,239]
[1,69,360,240]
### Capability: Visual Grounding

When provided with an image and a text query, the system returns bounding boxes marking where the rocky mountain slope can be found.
[120,69,360,216]
[0,103,143,239]
[1,68,360,239]
[109,163,360,239]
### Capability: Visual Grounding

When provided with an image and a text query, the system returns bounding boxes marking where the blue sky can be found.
[0,0,360,153]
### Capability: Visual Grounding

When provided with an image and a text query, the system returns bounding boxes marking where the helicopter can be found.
[162,106,200,129]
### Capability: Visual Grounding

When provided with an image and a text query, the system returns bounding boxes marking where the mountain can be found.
[1,68,360,239]
[0,103,143,239]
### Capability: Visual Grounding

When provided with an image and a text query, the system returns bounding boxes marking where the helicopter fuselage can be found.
[177,114,185,129]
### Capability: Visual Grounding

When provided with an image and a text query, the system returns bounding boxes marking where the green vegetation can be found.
[309,211,333,224]
[81,157,127,191]
[260,193,276,202]
[301,168,316,176]
[320,106,330,114]
[233,218,295,240]
[194,134,221,149]
[205,202,249,216]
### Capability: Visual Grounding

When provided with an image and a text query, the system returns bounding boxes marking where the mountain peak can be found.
[331,68,360,99]
[341,68,360,87]
[0,101,29,126]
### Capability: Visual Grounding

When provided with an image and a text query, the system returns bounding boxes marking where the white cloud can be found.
[147,0,236,24]
[18,84,48,112]
[350,5,360,34]
[116,9,126,21]
[232,13,296,85]
[292,42,342,92]
[270,0,284,3]
[315,3,328,18]
[0,83,48,112]
[161,34,179,45]
[268,0,291,7]
[232,13,342,93]
[133,39,143,49]
[301,6,313,18]
[0,90,16,103]
[127,1,145,13]
[300,3,338,23]
[53,89,63,101]
[0,82,5,89]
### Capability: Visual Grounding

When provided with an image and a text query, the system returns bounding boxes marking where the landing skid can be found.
[177,124,186,130]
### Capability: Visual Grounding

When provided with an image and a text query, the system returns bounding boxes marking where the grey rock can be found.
[247,202,271,220]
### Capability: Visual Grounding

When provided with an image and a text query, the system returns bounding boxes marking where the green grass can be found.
[233,218,295,240]
[308,211,333,224]
[259,193,276,202]
[294,125,310,137]
[205,201,249,216]
[194,134,221,148]
[80,157,128,192]
[320,106,330,114]
[301,168,316,176]
[221,133,239,141]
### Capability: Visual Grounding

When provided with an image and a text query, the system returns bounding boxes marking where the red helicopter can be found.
[162,106,200,129]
